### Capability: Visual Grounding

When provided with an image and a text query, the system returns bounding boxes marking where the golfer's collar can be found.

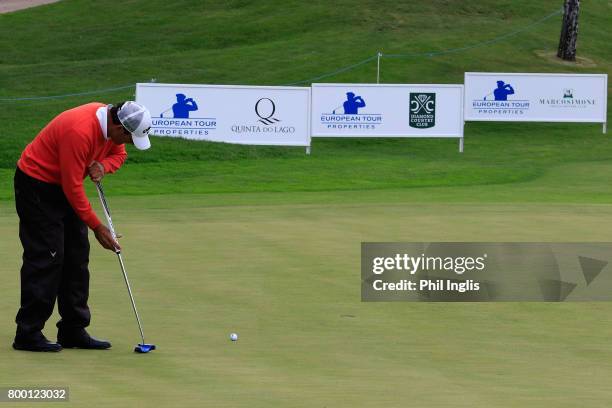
[96,106,108,140]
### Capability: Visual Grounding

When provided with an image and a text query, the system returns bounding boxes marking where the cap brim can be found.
[132,133,151,150]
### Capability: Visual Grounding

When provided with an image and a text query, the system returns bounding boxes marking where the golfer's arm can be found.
[100,144,127,174]
[58,135,102,230]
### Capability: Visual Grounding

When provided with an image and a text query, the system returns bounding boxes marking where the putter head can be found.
[134,343,156,353]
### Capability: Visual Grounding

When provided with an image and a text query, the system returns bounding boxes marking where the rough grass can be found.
[0,0,609,201]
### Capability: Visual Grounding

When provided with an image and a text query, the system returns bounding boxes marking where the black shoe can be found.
[13,332,62,352]
[57,329,111,350]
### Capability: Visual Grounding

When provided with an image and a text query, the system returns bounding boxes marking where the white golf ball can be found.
[230,333,238,341]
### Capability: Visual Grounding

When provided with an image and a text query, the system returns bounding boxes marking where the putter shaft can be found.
[116,252,146,345]
[96,182,147,346]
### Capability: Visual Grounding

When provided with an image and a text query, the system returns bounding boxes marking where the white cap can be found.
[117,101,152,150]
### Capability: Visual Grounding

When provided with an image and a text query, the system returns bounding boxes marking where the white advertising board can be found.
[136,83,311,146]
[311,83,464,138]
[464,73,608,125]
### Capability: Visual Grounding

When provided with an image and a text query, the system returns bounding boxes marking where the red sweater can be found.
[18,103,127,230]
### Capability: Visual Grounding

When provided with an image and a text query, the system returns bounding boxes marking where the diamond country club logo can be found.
[231,97,296,134]
[472,80,530,116]
[152,93,217,137]
[409,93,436,128]
[320,92,383,130]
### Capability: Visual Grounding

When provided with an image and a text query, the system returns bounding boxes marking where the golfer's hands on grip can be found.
[88,161,105,182]
[94,224,121,252]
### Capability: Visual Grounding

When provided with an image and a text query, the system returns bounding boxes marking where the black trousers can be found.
[14,167,91,339]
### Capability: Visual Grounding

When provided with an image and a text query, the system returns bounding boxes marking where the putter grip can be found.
[96,182,119,243]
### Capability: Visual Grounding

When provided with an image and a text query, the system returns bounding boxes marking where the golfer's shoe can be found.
[13,332,62,352]
[57,329,111,350]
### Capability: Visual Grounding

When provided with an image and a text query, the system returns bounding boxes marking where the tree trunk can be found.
[557,0,580,61]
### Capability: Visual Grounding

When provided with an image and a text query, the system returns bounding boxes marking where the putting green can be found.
[1,162,612,407]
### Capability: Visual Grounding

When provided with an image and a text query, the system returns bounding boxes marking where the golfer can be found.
[13,101,152,352]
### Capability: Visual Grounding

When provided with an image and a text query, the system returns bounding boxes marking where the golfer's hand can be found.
[93,225,121,252]
[88,161,105,182]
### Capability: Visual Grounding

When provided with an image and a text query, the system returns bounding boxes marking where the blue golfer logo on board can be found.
[159,94,199,118]
[472,80,530,116]
[490,81,514,101]
[342,92,366,114]
[320,91,382,130]
[151,93,217,138]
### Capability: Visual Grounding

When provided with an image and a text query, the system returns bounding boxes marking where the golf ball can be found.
[230,333,238,341]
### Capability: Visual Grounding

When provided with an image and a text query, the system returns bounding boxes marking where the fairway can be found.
[2,161,612,406]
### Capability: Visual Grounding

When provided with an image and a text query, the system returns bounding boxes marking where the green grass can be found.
[0,1,610,200]
[0,0,611,407]
[0,122,610,200]
[3,191,612,407]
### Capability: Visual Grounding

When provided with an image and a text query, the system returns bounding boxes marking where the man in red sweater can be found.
[13,101,152,352]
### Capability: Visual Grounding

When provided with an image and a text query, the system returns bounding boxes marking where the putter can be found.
[95,181,156,354]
